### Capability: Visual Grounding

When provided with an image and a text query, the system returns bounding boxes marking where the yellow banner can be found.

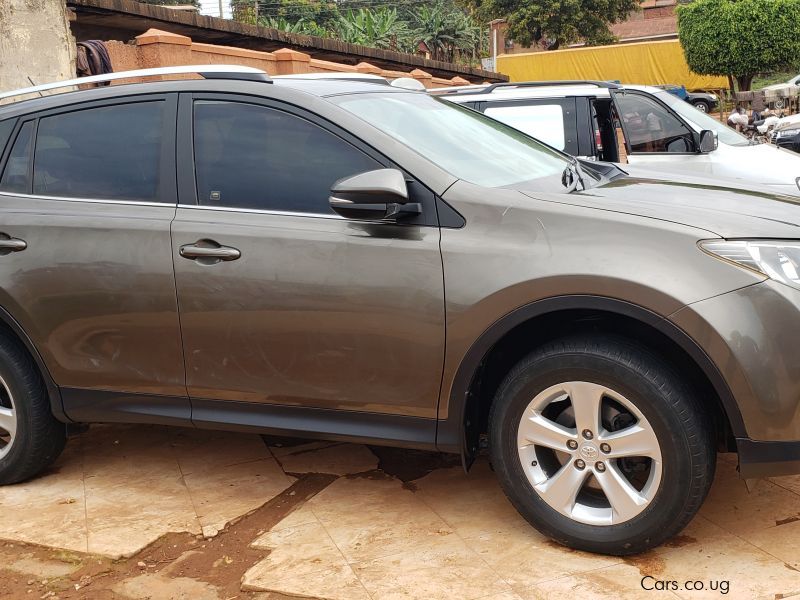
[497,40,727,90]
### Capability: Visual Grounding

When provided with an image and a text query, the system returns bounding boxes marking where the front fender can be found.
[434,294,748,459]
[435,180,761,457]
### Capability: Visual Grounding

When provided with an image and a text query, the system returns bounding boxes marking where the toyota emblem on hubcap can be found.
[579,445,599,460]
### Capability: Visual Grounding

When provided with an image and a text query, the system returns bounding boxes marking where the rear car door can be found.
[172,94,445,427]
[479,98,584,156]
[0,95,187,422]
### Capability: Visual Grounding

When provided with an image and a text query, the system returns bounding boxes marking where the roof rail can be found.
[273,73,389,83]
[0,65,271,102]
[435,80,622,96]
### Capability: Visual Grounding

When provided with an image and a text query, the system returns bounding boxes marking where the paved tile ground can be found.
[0,424,799,599]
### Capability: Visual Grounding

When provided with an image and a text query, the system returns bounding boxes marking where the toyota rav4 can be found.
[0,66,798,555]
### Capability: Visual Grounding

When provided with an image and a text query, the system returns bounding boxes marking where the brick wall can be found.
[102,29,471,89]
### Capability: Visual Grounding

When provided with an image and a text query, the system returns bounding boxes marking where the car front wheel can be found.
[489,335,715,555]
[692,100,711,113]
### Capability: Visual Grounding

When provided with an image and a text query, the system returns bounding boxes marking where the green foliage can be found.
[230,0,486,66]
[677,0,800,91]
[334,8,410,49]
[261,15,329,36]
[753,71,797,89]
[233,0,337,28]
[408,3,484,61]
[462,0,637,50]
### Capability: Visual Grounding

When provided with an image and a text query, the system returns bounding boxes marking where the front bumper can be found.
[670,280,800,476]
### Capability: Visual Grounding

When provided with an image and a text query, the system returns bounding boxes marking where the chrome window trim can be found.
[0,191,173,207]
[177,203,342,220]
[0,192,414,224]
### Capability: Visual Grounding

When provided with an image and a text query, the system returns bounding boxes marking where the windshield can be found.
[653,90,750,147]
[332,92,570,188]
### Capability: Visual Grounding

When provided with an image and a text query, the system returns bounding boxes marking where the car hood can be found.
[775,114,800,132]
[522,167,800,238]
[715,141,800,187]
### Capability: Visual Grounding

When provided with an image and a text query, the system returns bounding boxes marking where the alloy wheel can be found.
[0,374,16,460]
[517,381,662,526]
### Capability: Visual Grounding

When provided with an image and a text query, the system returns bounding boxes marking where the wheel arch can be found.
[0,305,68,423]
[436,295,745,466]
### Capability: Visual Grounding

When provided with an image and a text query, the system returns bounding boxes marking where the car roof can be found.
[0,73,410,120]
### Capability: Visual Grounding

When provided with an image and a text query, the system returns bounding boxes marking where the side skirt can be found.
[192,398,439,450]
[61,388,440,451]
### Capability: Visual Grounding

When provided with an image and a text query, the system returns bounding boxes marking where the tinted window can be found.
[485,103,568,151]
[0,119,14,158]
[193,101,381,214]
[33,102,165,201]
[0,121,34,194]
[615,93,695,153]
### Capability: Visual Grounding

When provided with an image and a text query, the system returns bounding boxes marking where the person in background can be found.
[727,106,749,131]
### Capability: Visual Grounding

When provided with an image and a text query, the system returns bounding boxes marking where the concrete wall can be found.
[0,0,76,93]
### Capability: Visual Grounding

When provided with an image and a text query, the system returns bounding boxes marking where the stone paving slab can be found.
[0,424,799,600]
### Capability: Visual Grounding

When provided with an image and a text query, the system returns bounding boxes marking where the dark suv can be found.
[0,66,799,556]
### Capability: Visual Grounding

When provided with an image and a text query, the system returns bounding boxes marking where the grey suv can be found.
[0,66,798,556]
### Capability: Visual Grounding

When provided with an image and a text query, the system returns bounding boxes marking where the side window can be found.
[193,100,381,214]
[484,103,569,151]
[33,102,166,201]
[614,93,695,153]
[0,119,15,158]
[0,121,34,194]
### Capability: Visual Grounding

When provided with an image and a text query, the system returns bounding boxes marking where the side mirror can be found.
[329,169,421,221]
[698,129,718,153]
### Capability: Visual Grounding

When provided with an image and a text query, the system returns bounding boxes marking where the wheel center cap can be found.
[579,444,599,460]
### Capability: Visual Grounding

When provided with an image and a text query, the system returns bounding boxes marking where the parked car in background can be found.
[434,80,800,195]
[761,74,800,92]
[774,124,800,153]
[769,113,800,153]
[656,84,718,113]
[3,67,800,557]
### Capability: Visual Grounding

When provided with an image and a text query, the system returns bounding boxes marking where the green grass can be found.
[753,71,797,89]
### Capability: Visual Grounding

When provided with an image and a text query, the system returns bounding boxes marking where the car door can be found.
[610,89,714,174]
[172,94,445,423]
[0,95,188,422]
[479,98,584,157]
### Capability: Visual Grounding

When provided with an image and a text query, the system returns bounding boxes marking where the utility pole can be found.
[219,0,224,18]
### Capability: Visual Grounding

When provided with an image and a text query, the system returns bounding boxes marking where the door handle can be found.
[0,236,27,253]
[179,241,241,262]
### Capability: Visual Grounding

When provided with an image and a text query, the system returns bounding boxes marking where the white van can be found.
[434,81,800,196]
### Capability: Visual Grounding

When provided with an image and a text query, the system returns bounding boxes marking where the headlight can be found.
[701,240,800,289]
[777,128,800,138]
[709,94,718,101]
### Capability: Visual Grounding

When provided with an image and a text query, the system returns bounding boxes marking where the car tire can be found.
[692,100,711,113]
[489,335,715,555]
[0,335,66,484]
